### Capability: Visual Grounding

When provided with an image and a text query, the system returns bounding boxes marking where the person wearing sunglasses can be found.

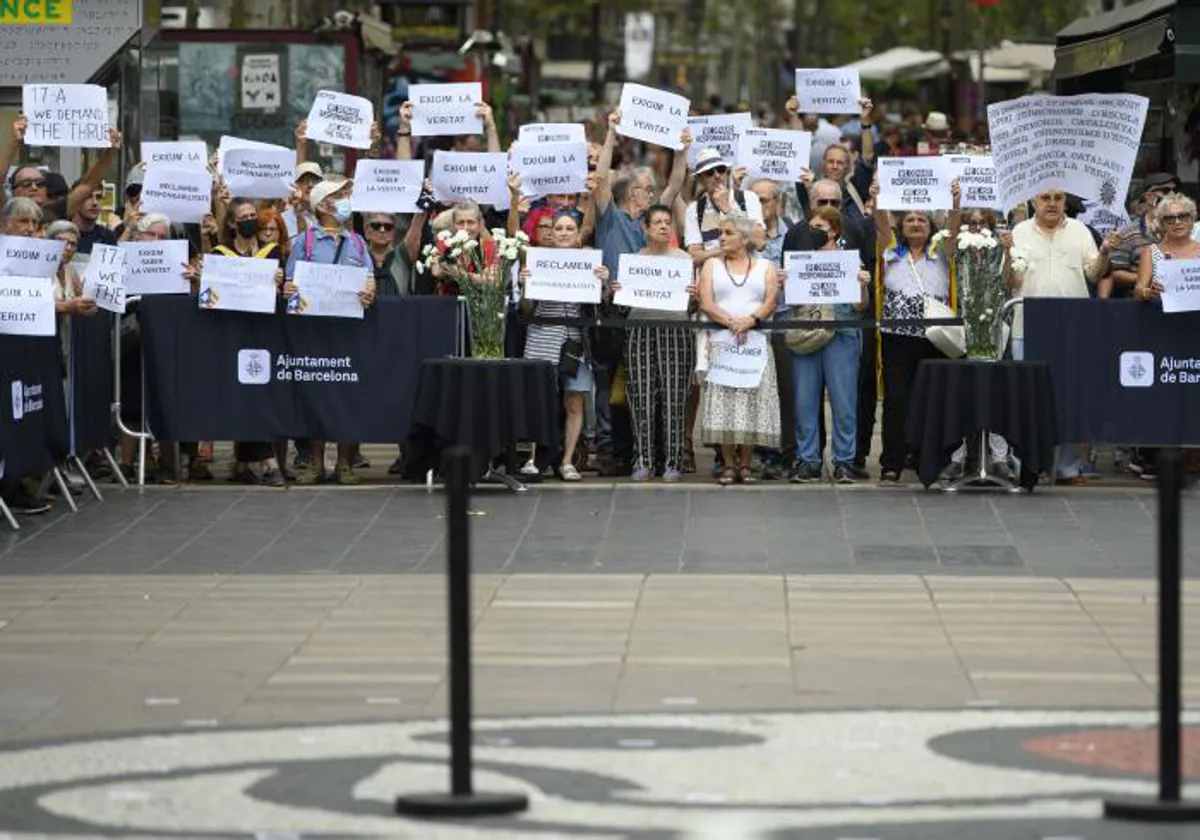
[362,212,410,298]
[684,148,764,268]
[1135,193,1200,302]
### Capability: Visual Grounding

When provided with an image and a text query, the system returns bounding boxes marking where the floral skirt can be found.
[700,340,780,448]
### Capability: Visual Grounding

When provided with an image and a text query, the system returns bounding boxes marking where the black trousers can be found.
[235,442,274,462]
[856,325,878,468]
[771,333,796,465]
[880,332,943,475]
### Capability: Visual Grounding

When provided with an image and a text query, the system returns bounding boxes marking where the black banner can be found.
[0,332,68,493]
[68,312,116,454]
[1024,298,1200,446]
[139,296,460,443]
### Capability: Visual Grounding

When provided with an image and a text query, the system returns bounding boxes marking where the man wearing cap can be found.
[684,147,764,266]
[283,177,377,486]
[1101,172,1177,300]
[919,111,952,156]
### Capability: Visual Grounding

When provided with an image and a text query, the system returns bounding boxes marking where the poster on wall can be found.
[241,54,282,113]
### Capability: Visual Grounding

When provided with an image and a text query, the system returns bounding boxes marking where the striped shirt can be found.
[523,301,583,363]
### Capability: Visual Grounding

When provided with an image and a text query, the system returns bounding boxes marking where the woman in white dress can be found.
[697,212,781,485]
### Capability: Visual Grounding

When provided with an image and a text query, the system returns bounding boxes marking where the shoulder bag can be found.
[907,251,965,358]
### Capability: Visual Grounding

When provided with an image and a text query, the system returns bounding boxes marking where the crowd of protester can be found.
[0,89,1192,513]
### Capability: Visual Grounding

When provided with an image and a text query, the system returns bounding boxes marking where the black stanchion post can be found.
[395,447,529,819]
[1104,448,1199,823]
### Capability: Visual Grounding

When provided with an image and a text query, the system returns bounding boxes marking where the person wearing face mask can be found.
[283,178,376,486]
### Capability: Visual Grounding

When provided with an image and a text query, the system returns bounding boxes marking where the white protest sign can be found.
[222,147,295,200]
[876,156,953,211]
[617,83,689,150]
[518,123,587,145]
[706,330,768,389]
[1157,259,1200,314]
[431,151,510,210]
[410,83,483,137]
[241,54,282,112]
[289,261,368,319]
[0,236,64,278]
[139,167,213,224]
[525,247,601,303]
[119,240,190,296]
[944,155,1000,209]
[141,141,209,171]
[198,254,278,315]
[217,135,291,171]
[794,69,862,115]
[510,141,588,198]
[687,112,752,169]
[988,93,1149,210]
[737,129,811,183]
[0,277,55,337]
[613,254,692,312]
[80,244,126,314]
[1079,200,1129,238]
[22,84,110,148]
[350,160,424,214]
[784,250,861,305]
[304,90,374,150]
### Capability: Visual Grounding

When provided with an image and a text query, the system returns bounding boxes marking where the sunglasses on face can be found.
[815,198,840,207]
[1162,213,1193,224]
[368,222,395,232]
[14,178,45,190]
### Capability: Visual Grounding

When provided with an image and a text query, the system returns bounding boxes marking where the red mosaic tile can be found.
[1022,727,1200,779]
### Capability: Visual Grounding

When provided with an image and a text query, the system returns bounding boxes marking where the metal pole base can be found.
[1104,798,1200,822]
[941,429,1020,494]
[483,468,530,493]
[395,791,529,818]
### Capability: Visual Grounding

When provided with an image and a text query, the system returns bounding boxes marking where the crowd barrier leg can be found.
[395,447,529,819]
[1104,449,1200,822]
[111,297,152,490]
[50,468,78,514]
[0,497,17,531]
[69,455,104,502]
[101,448,128,489]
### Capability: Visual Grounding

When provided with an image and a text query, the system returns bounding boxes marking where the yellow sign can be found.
[0,0,72,25]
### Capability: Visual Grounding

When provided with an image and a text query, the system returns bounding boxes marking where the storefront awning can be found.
[1054,0,1172,79]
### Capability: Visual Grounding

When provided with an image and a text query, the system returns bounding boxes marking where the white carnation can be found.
[436,230,452,242]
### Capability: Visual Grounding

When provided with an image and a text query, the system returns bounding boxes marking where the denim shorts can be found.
[561,360,593,394]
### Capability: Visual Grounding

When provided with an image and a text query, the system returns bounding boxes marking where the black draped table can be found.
[905,359,1058,491]
[406,358,561,486]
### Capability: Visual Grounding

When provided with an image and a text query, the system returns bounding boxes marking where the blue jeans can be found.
[791,332,860,466]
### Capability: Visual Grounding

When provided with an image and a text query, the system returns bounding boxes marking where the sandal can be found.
[717,468,736,486]
[682,451,696,474]
[739,467,756,485]
[558,464,582,482]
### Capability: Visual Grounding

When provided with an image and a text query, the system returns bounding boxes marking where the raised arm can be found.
[479,103,501,153]
[942,179,962,261]
[295,119,308,166]
[506,173,522,237]
[595,109,621,212]
[395,102,412,161]
[1087,230,1121,283]
[65,128,122,219]
[857,98,875,168]
[659,128,692,208]
[784,95,802,130]
[0,116,26,188]
[366,121,382,160]
[869,175,890,256]
[579,171,598,244]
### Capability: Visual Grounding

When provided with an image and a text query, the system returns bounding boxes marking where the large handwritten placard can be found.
[876,156,952,211]
[987,93,1149,210]
[22,83,109,148]
[0,277,55,337]
[518,123,587,145]
[120,240,189,296]
[613,254,692,312]
[525,247,602,304]
[222,147,295,200]
[409,83,483,137]
[199,254,278,314]
[706,330,768,389]
[139,166,213,223]
[511,141,588,198]
[784,250,860,305]
[431,151,510,209]
[617,83,689,150]
[738,128,811,183]
[943,155,999,209]
[141,140,208,171]
[1158,259,1200,315]
[0,235,63,278]
[80,243,126,313]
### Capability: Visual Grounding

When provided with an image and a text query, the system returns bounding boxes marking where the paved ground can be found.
[1,484,1199,837]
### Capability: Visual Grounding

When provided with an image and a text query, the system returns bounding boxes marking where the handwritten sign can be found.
[518,123,587,145]
[139,166,213,223]
[877,157,952,211]
[222,147,295,200]
[119,240,189,296]
[613,254,691,312]
[22,83,109,148]
[289,261,367,319]
[784,250,860,305]
[0,277,55,337]
[525,247,601,303]
[199,254,278,314]
[304,89,373,149]
[944,155,999,209]
[410,82,483,137]
[141,141,208,171]
[217,135,290,171]
[686,112,752,169]
[1158,259,1200,314]
[617,83,689,150]
[988,93,1149,210]
[350,160,424,214]
[80,243,126,313]
[431,151,510,210]
[706,330,768,389]
[794,69,861,115]
[0,235,64,278]
[511,141,588,198]
[738,128,811,184]
[241,54,281,112]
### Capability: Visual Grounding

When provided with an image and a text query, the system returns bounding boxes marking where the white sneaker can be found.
[519,459,539,477]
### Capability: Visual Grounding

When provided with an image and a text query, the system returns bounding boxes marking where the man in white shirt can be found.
[1008,189,1119,483]
[684,148,764,266]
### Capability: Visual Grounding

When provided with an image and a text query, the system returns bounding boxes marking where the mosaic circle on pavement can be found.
[0,710,1198,839]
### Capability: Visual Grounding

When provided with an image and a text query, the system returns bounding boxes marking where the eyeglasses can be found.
[1038,194,1065,203]
[368,222,395,232]
[14,178,46,190]
[1161,213,1194,224]
[815,198,840,207]
[707,167,729,176]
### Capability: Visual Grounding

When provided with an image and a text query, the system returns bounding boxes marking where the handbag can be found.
[907,252,965,358]
[784,304,835,354]
[558,339,585,376]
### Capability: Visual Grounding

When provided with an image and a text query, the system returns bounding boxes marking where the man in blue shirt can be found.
[284,178,376,485]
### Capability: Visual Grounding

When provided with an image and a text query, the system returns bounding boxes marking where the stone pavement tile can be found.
[853,545,939,569]
[613,665,799,712]
[934,545,1024,567]
[626,629,789,659]
[495,573,643,597]
[227,700,428,727]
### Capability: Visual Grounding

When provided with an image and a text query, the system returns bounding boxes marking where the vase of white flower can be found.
[954,228,1008,358]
